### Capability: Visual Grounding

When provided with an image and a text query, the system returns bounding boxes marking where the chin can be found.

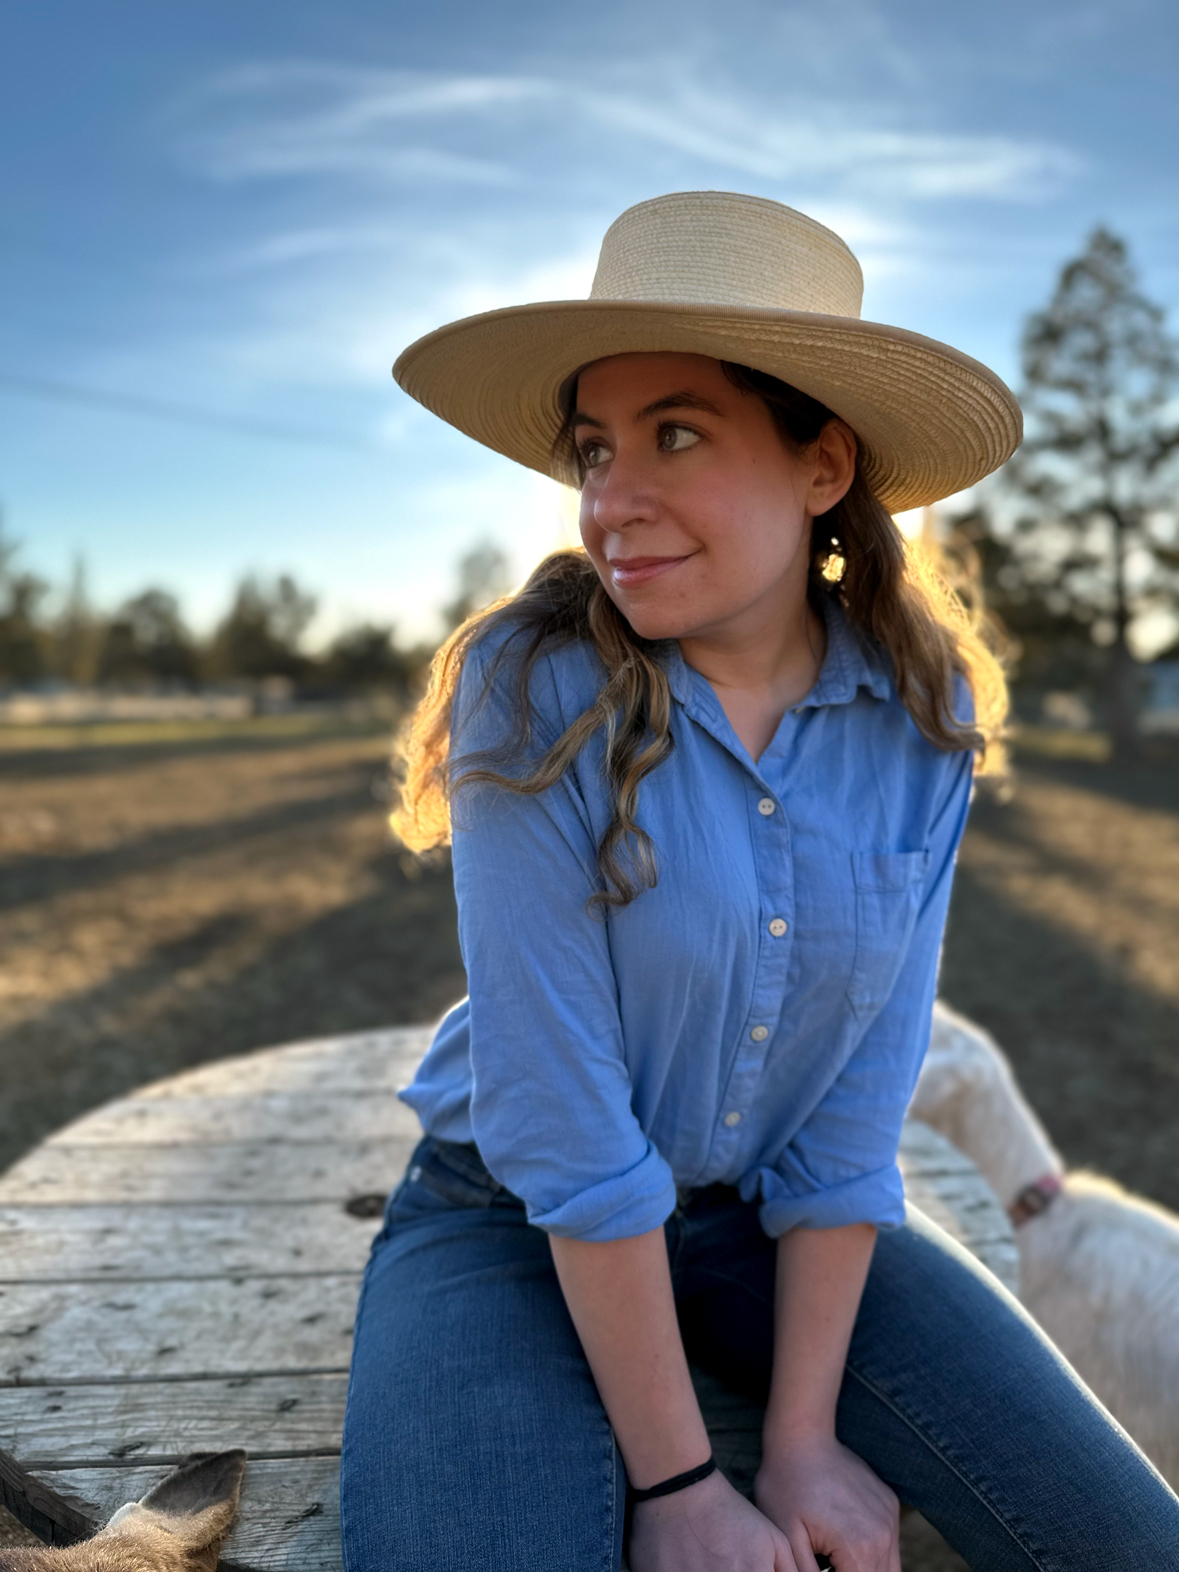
[615,601,694,642]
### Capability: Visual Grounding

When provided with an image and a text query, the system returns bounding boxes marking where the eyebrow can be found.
[571,389,725,430]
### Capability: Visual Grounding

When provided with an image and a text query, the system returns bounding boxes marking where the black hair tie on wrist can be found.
[629,1457,717,1503]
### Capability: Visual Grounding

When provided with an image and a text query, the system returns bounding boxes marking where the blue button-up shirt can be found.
[400,593,975,1243]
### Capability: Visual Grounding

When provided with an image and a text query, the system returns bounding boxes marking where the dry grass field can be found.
[1,717,1176,1568]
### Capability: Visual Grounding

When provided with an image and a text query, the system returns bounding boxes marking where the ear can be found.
[101,1451,247,1572]
[807,418,857,516]
[136,1451,247,1522]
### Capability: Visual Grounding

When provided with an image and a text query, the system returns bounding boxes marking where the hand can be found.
[629,1466,798,1571]
[755,1434,900,1572]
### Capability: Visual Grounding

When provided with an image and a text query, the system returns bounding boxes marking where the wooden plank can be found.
[0,1204,383,1282]
[0,1141,401,1206]
[10,1457,343,1571]
[0,1371,760,1480]
[0,1276,360,1386]
[130,1031,433,1101]
[899,1120,1019,1293]
[39,1094,422,1148]
[0,1373,348,1464]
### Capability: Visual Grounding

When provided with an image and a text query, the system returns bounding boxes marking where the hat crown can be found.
[589,191,864,319]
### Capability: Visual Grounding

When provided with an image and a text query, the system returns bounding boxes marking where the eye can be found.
[578,438,611,470]
[657,423,701,453]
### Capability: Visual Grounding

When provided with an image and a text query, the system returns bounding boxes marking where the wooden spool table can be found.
[0,1028,1017,1569]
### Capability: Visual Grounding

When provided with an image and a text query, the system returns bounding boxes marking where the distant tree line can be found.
[3,230,1176,755]
[0,537,511,703]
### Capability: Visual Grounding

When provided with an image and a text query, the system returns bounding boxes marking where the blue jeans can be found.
[340,1136,1179,1571]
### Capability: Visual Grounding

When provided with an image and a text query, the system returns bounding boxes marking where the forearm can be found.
[763,1222,877,1456]
[549,1228,710,1488]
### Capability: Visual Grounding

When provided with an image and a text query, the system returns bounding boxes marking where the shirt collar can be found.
[659,593,892,712]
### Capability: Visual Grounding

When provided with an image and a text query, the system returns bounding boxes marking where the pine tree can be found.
[994,228,1179,756]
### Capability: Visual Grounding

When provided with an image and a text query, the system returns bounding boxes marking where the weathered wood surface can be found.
[0,1025,1016,1571]
[0,1277,362,1385]
[0,1374,349,1464]
[32,1093,416,1149]
[0,1142,396,1205]
[0,1203,380,1280]
[898,1119,1020,1291]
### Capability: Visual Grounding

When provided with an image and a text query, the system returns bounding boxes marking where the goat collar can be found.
[1008,1173,1063,1228]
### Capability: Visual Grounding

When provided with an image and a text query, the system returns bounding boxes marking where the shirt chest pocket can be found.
[847,850,930,1018]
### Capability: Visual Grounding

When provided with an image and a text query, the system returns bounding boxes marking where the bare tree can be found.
[992,228,1179,755]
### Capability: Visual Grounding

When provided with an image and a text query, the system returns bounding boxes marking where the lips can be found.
[607,554,692,585]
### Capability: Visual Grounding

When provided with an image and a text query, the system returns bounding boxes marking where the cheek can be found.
[695,490,806,581]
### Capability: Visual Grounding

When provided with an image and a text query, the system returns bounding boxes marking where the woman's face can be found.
[575,351,854,645]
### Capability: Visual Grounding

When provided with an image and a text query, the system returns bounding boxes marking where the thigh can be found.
[674,1196,1179,1571]
[844,1202,1179,1571]
[340,1155,625,1572]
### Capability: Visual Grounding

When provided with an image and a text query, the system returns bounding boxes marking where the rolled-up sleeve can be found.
[757,742,976,1237]
[448,634,677,1242]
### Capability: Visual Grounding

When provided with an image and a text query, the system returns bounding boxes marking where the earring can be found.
[818,535,846,584]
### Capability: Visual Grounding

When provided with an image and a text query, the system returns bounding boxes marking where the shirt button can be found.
[757,797,776,816]
[723,1111,742,1128]
[768,917,788,938]
[750,1025,769,1042]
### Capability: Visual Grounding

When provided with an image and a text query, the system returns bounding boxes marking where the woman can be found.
[340,193,1179,1571]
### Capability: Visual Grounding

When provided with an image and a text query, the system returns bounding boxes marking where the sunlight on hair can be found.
[390,439,1011,906]
[551,478,583,549]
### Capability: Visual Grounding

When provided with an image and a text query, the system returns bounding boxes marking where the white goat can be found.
[910,1000,1179,1491]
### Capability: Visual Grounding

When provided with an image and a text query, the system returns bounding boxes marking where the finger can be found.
[888,1528,903,1572]
[786,1525,822,1572]
[770,1525,800,1572]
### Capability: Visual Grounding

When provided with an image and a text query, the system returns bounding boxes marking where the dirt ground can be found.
[1,718,1176,1567]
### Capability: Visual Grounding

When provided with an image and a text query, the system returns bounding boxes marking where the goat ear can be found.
[100,1450,247,1572]
[137,1451,247,1524]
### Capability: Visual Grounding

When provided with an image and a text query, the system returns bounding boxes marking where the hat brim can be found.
[393,299,1022,514]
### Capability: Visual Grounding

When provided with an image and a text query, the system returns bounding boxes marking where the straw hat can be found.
[393,191,1022,513]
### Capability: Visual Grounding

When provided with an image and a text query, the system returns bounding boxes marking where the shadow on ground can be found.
[0,848,466,1172]
[941,754,1179,1210]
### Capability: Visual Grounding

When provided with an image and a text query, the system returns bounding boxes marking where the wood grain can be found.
[0,1374,349,1464]
[129,1031,432,1101]
[0,1276,360,1386]
[899,1119,1020,1293]
[0,1141,400,1206]
[33,1094,420,1148]
[0,1204,383,1281]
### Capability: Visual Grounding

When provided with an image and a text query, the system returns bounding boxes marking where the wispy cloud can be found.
[179,61,1081,203]
[181,64,539,184]
[573,84,1079,200]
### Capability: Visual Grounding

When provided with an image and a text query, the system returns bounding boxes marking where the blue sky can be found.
[1,0,1176,645]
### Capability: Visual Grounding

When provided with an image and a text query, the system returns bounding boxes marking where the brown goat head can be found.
[0,1450,247,1572]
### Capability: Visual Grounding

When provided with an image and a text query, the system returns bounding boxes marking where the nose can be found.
[584,446,660,535]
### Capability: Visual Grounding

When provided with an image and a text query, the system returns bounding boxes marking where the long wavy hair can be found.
[391,360,1008,912]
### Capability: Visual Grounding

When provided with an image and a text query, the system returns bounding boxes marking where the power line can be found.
[0,372,385,453]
